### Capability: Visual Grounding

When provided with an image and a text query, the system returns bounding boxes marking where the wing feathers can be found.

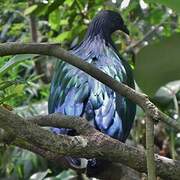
[48,39,135,141]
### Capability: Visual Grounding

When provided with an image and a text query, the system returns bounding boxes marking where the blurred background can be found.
[0,0,180,179]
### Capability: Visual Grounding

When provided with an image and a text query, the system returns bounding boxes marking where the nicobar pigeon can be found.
[48,10,136,172]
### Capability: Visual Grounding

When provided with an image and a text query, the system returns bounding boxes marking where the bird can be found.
[48,10,136,173]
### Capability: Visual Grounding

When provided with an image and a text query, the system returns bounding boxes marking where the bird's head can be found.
[85,10,129,40]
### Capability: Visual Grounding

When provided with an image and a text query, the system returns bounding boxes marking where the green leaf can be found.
[45,0,64,15]
[134,33,180,97]
[44,169,76,180]
[24,5,38,15]
[54,31,72,42]
[146,0,180,13]
[56,169,76,180]
[32,3,48,17]
[30,169,51,180]
[0,54,36,76]
[76,0,84,10]
[48,9,61,30]
[0,80,24,90]
[0,93,17,104]
[59,19,69,26]
[14,84,25,95]
[65,0,75,7]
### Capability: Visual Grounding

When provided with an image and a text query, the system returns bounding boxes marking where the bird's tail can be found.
[65,157,111,177]
[86,159,112,177]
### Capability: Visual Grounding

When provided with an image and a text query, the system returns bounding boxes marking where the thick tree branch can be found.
[1,129,142,179]
[0,107,180,180]
[0,43,179,131]
[28,113,95,135]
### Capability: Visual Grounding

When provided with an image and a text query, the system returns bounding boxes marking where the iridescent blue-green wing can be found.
[48,60,90,118]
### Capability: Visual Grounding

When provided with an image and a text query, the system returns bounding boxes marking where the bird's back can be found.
[48,35,136,142]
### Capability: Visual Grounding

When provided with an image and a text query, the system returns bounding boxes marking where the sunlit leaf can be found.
[48,9,61,30]
[30,169,51,180]
[54,31,72,42]
[44,169,76,180]
[0,93,17,104]
[0,54,36,76]
[65,0,75,7]
[59,19,68,26]
[24,5,38,15]
[14,84,25,95]
[0,80,24,90]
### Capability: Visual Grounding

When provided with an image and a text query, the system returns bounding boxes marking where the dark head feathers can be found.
[85,10,129,41]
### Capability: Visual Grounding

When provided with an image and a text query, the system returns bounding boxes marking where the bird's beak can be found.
[121,25,129,35]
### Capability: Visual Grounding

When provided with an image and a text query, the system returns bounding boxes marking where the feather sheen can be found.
[48,35,136,141]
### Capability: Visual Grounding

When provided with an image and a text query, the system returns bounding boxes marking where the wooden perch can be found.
[0,108,180,179]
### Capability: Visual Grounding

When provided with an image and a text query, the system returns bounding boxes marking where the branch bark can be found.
[0,43,179,131]
[146,117,156,180]
[0,107,180,180]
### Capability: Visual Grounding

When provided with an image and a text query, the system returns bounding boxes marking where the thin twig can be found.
[146,117,156,180]
[124,15,170,54]
[28,0,49,83]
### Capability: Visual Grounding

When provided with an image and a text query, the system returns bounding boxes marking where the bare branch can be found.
[146,117,156,179]
[0,43,179,131]
[0,107,180,180]
[124,14,170,53]
[28,113,95,135]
